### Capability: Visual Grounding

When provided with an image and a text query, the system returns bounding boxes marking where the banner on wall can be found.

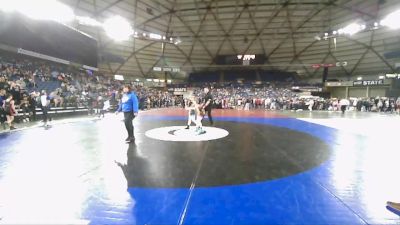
[167,87,187,95]
[83,65,99,71]
[386,73,400,79]
[325,81,353,87]
[17,48,70,65]
[292,86,323,92]
[353,80,384,86]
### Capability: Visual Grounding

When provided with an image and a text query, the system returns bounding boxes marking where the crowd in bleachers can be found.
[189,84,400,113]
[0,51,179,129]
[136,87,183,110]
[193,83,297,110]
[1,51,400,130]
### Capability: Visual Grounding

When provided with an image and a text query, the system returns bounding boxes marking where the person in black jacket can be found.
[28,92,37,121]
[0,89,6,129]
[96,95,105,118]
[201,87,213,126]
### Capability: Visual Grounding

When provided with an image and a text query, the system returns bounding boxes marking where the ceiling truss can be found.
[62,0,400,80]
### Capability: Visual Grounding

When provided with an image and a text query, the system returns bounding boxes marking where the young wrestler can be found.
[185,97,197,129]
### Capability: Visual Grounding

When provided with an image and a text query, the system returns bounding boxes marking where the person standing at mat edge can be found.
[339,98,350,114]
[202,87,213,125]
[116,85,139,143]
[40,90,52,127]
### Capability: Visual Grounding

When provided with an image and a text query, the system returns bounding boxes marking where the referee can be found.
[202,87,213,125]
[116,85,139,143]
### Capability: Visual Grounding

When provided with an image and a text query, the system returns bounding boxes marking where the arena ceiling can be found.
[61,0,400,80]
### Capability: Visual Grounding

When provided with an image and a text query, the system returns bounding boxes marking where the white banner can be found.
[114,75,124,81]
[172,68,180,72]
[83,65,99,71]
[153,67,180,72]
[353,80,384,86]
[163,67,172,72]
[17,48,70,65]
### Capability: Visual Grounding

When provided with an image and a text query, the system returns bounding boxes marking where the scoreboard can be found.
[311,61,348,68]
[215,54,266,65]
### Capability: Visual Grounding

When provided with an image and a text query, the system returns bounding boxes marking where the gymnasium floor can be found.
[0,108,399,224]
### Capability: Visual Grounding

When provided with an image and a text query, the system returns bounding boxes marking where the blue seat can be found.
[35,80,61,93]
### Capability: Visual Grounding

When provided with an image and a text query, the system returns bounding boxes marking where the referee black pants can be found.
[124,112,135,138]
[341,105,347,114]
[205,108,213,125]
[42,106,52,122]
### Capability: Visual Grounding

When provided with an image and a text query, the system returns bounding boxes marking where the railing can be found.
[16,106,89,116]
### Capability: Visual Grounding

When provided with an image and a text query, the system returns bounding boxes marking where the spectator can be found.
[0,89,6,129]
[40,90,52,127]
[4,94,17,130]
[339,98,350,114]
[19,94,30,122]
[28,92,38,121]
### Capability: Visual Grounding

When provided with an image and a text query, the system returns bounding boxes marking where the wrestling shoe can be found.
[197,128,206,135]
[126,137,135,143]
[185,125,190,129]
[125,137,131,142]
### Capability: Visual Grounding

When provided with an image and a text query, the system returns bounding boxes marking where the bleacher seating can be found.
[34,80,61,93]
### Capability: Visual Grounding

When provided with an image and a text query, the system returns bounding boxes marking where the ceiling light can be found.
[357,77,363,80]
[338,23,365,36]
[149,33,162,40]
[381,10,400,29]
[174,39,181,45]
[135,79,139,82]
[146,79,153,82]
[153,79,159,82]
[76,16,102,26]
[103,16,133,41]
